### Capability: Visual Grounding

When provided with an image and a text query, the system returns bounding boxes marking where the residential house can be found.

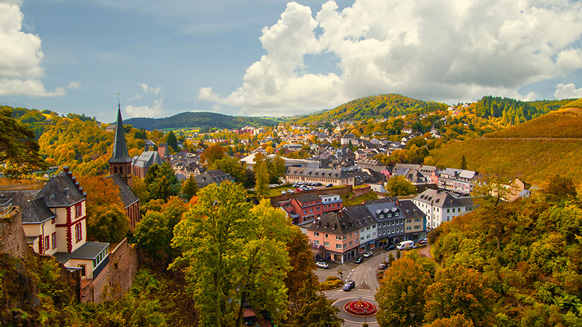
[437,168,479,195]
[194,169,235,189]
[413,189,475,229]
[306,211,360,263]
[342,205,378,253]
[285,167,355,186]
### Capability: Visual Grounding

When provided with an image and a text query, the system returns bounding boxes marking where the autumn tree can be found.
[0,107,48,177]
[77,176,129,243]
[291,274,343,327]
[200,144,225,166]
[254,159,270,199]
[181,174,198,201]
[375,256,433,326]
[131,176,150,203]
[209,155,248,186]
[170,184,294,326]
[424,265,497,326]
[385,175,417,196]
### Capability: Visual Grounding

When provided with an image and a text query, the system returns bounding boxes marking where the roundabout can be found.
[333,297,379,326]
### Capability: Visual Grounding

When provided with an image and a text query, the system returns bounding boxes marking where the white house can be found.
[413,189,475,229]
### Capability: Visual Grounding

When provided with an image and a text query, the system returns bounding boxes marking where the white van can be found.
[396,240,416,251]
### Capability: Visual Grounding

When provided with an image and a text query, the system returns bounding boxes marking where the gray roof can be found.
[132,151,163,168]
[306,211,359,234]
[106,173,139,208]
[343,205,377,228]
[110,108,132,164]
[414,189,474,208]
[195,169,235,188]
[21,197,56,224]
[294,193,322,204]
[54,242,110,263]
[37,171,85,207]
[285,167,352,180]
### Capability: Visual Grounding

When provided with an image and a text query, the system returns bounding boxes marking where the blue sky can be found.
[1,0,581,123]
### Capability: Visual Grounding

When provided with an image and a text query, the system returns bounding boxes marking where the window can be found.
[349,241,353,246]
[447,209,450,213]
[309,208,313,213]
[78,264,86,277]
[336,236,342,240]
[325,234,328,238]
[51,232,57,249]
[316,207,319,211]
[414,218,421,222]
[407,219,412,223]
[366,226,370,230]
[314,240,320,245]
[406,226,412,230]
[44,235,50,250]
[75,223,83,243]
[314,232,319,237]
[324,242,329,247]
[336,244,342,249]
[360,236,364,241]
[303,210,307,214]
[75,203,82,218]
[51,218,55,224]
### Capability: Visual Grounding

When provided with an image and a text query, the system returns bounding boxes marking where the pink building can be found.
[306,211,360,263]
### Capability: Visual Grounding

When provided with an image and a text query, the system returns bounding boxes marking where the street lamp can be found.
[364,308,367,324]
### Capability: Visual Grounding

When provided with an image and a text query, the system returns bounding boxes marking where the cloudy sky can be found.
[1,0,581,123]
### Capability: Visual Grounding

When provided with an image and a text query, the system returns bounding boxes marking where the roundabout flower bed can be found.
[343,298,378,316]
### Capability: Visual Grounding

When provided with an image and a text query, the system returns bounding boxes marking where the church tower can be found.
[109,100,132,185]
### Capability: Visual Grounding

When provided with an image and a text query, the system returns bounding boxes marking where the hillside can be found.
[124,111,284,131]
[293,94,448,124]
[429,101,582,184]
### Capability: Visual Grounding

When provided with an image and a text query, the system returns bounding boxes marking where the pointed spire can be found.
[110,96,132,163]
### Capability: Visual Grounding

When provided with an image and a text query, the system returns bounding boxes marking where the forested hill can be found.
[293,94,449,124]
[462,96,577,125]
[124,112,284,131]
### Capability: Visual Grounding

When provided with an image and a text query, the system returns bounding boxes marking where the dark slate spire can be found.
[110,99,132,163]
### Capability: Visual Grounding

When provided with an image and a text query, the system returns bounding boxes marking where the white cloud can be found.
[199,0,582,115]
[138,83,161,95]
[554,83,582,99]
[124,98,165,118]
[67,81,81,89]
[0,0,64,96]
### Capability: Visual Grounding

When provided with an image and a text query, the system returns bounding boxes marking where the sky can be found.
[1,0,581,123]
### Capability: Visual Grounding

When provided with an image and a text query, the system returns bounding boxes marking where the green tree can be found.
[423,265,496,326]
[254,158,270,199]
[0,107,48,177]
[292,274,343,327]
[181,174,198,201]
[170,184,294,326]
[209,155,248,186]
[375,256,433,326]
[88,206,129,243]
[131,176,150,203]
[385,175,417,196]
[135,211,171,265]
[460,154,467,170]
[166,131,178,152]
[150,175,172,201]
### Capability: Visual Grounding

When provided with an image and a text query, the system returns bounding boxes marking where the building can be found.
[437,168,479,195]
[413,189,475,229]
[194,169,235,189]
[2,168,110,281]
[132,151,164,179]
[106,173,140,230]
[306,211,360,263]
[109,107,132,186]
[285,167,355,186]
[342,205,378,253]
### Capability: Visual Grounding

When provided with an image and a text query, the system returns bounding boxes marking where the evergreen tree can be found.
[166,131,178,152]
[460,154,467,170]
[181,174,198,201]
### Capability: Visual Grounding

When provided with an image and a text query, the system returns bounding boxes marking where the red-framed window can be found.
[75,203,83,218]
[52,232,57,249]
[44,235,50,250]
[75,223,83,243]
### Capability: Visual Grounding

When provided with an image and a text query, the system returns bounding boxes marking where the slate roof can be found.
[110,108,132,164]
[285,167,352,180]
[106,173,139,208]
[414,189,474,208]
[37,171,85,207]
[294,193,322,204]
[132,151,163,169]
[306,211,359,234]
[21,197,56,224]
[343,204,377,228]
[195,169,235,188]
[54,242,110,263]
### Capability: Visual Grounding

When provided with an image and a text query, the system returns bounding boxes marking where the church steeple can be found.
[109,96,132,184]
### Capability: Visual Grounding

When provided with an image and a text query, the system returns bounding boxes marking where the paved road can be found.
[315,245,432,326]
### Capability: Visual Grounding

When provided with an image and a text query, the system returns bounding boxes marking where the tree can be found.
[144,163,180,200]
[292,274,343,327]
[170,184,294,326]
[254,156,270,199]
[424,265,497,326]
[460,154,467,170]
[200,144,225,166]
[135,211,171,266]
[150,175,172,201]
[166,131,178,152]
[385,175,417,196]
[375,256,433,326]
[131,176,150,203]
[209,155,248,186]
[181,175,198,201]
[0,107,48,177]
[77,176,129,243]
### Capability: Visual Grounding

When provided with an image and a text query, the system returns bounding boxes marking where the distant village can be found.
[0,104,531,304]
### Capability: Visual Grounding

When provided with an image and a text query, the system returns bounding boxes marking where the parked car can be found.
[325,183,334,188]
[378,262,388,270]
[396,240,416,251]
[316,261,329,269]
[384,244,396,251]
[355,256,365,264]
[418,238,428,244]
[343,280,356,291]
[363,250,373,258]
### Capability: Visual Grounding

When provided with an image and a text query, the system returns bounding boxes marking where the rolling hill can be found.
[293,94,449,124]
[124,112,285,131]
[429,99,582,184]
